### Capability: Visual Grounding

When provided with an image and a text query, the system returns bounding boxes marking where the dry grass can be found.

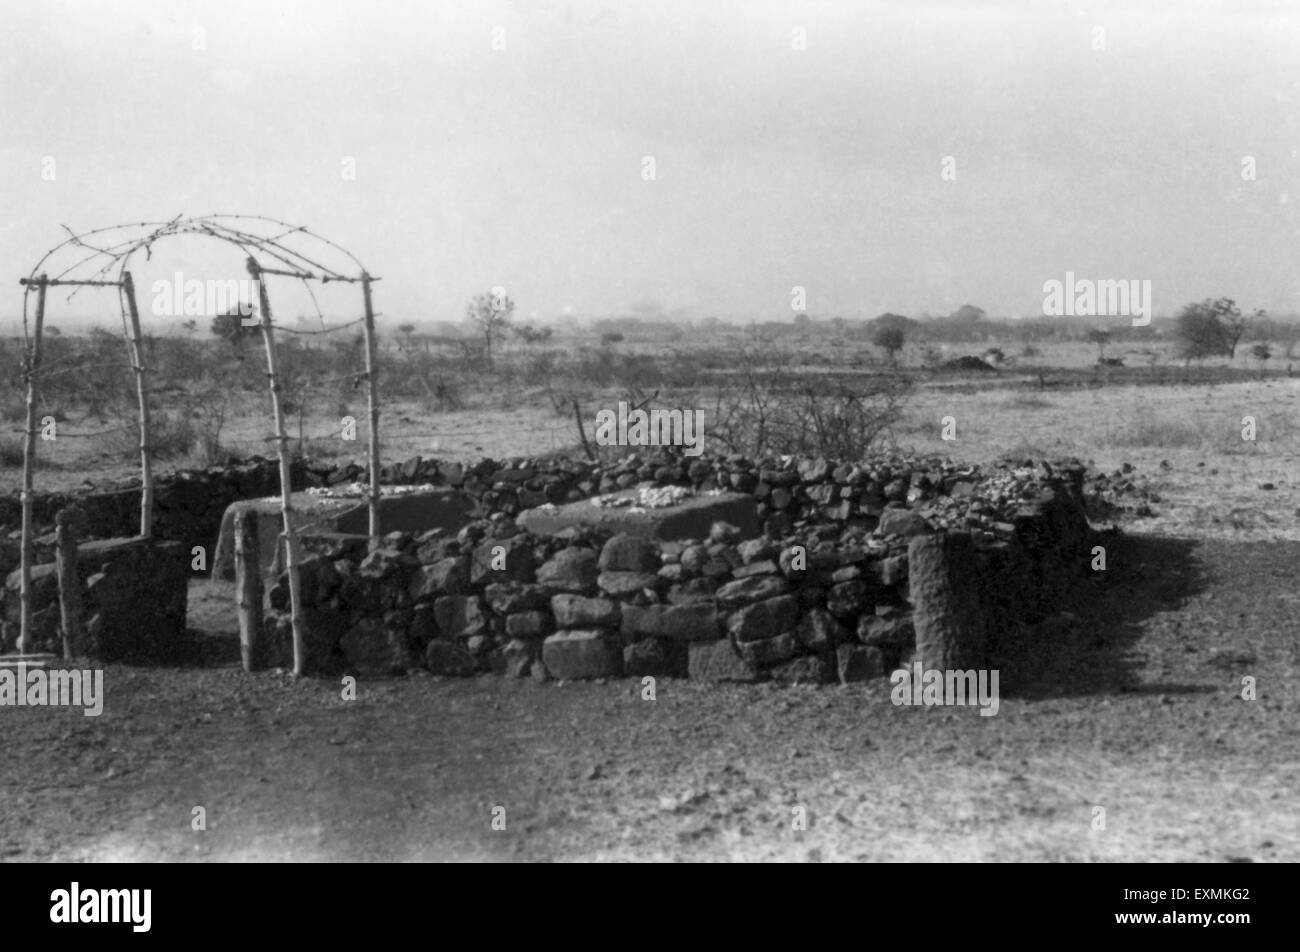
[4,365,1299,541]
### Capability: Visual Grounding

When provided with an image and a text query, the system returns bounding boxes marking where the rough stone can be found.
[621,602,721,642]
[339,617,412,675]
[541,629,624,679]
[878,508,930,538]
[425,639,478,676]
[796,608,849,652]
[357,547,418,582]
[409,557,469,601]
[688,639,761,682]
[667,577,717,604]
[471,536,536,584]
[623,637,689,677]
[715,575,791,610]
[597,571,661,598]
[505,610,552,639]
[857,611,915,648]
[598,533,661,572]
[551,593,621,629]
[737,538,777,565]
[826,580,870,619]
[433,595,489,638]
[536,547,599,592]
[732,559,780,578]
[727,595,801,642]
[836,643,884,682]
[735,632,800,666]
[483,582,550,614]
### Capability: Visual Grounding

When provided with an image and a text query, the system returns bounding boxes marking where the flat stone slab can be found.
[517,488,760,542]
[212,489,477,582]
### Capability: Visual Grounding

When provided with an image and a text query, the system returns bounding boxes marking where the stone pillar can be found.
[908,531,987,671]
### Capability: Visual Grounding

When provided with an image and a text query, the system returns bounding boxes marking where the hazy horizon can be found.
[3,0,1299,333]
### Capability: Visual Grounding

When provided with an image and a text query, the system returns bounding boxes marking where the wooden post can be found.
[573,399,596,461]
[247,258,306,677]
[360,272,382,546]
[18,274,48,654]
[234,508,265,672]
[55,508,84,659]
[121,272,154,539]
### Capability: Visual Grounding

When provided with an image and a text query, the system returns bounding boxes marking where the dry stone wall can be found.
[256,456,1094,686]
[0,450,1086,574]
[1,450,1095,684]
[1,537,188,662]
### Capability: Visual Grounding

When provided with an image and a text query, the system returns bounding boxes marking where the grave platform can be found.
[212,489,478,582]
[516,487,760,541]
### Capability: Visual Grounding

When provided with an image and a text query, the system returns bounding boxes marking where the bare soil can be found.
[2,530,1296,862]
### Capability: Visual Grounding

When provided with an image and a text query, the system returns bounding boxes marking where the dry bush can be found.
[708,333,910,459]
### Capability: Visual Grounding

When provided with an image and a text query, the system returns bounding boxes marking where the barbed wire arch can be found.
[15,214,386,677]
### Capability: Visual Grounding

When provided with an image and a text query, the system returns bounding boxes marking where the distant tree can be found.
[792,313,811,330]
[1223,307,1264,360]
[872,326,906,365]
[599,331,624,347]
[513,323,553,345]
[950,304,986,323]
[211,308,255,354]
[465,288,514,370]
[181,319,197,336]
[45,326,61,337]
[397,322,417,353]
[872,313,914,333]
[1087,329,1111,361]
[1251,342,1272,377]
[1175,298,1241,364]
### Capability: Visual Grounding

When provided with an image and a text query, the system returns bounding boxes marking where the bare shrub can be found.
[708,333,910,459]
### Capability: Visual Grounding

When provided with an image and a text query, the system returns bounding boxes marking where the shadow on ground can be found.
[1000,532,1210,699]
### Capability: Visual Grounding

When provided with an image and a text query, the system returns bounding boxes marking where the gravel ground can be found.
[2,532,1297,862]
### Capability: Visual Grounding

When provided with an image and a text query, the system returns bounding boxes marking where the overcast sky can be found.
[3,0,1299,330]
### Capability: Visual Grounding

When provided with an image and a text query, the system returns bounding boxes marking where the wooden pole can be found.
[247,258,306,676]
[360,273,381,546]
[18,274,48,654]
[55,508,84,659]
[234,508,265,672]
[573,399,596,461]
[121,272,154,539]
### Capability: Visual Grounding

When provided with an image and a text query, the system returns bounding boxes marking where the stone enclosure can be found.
[1,451,1095,683]
[256,453,1094,686]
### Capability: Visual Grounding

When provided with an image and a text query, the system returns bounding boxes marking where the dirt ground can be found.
[2,522,1296,862]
